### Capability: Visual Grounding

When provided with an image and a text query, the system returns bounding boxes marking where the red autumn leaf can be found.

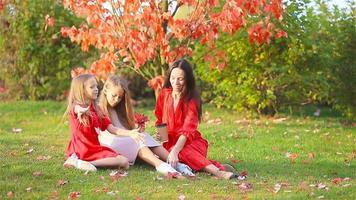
[148,75,165,90]
[275,29,288,39]
[48,191,59,200]
[0,86,7,93]
[7,191,14,198]
[56,179,68,186]
[331,178,344,185]
[60,0,285,83]
[134,113,149,128]
[240,171,248,177]
[68,191,80,199]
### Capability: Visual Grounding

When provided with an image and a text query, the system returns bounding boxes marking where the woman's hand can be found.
[167,149,179,168]
[129,128,145,144]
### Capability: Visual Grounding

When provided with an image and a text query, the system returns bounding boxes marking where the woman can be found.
[155,58,238,179]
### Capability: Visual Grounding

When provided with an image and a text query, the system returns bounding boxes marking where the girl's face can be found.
[106,85,124,107]
[170,68,185,93]
[84,77,98,101]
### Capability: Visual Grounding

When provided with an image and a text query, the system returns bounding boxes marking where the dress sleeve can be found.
[100,115,112,131]
[154,89,165,126]
[178,99,200,142]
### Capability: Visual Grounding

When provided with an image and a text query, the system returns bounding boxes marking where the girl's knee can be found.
[117,155,129,169]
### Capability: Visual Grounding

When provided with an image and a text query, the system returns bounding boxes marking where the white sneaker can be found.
[156,162,181,176]
[176,162,195,177]
[63,154,97,172]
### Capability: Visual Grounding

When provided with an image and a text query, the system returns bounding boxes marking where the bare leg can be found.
[204,164,233,180]
[90,155,129,170]
[138,146,165,168]
[150,146,169,161]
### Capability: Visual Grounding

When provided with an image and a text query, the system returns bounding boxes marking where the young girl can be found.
[63,74,144,171]
[97,75,192,177]
[155,59,238,179]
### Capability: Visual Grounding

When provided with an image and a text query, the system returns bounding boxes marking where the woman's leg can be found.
[90,155,129,170]
[204,164,233,180]
[150,146,169,161]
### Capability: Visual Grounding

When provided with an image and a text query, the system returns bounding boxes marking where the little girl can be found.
[63,74,144,171]
[98,75,193,177]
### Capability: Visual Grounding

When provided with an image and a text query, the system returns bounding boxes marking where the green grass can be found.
[0,101,355,199]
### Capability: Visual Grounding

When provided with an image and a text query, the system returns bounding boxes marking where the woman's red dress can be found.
[155,88,223,171]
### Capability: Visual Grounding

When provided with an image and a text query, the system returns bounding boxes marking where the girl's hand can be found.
[129,128,145,144]
[138,126,145,133]
[74,105,89,124]
[155,132,161,141]
[167,150,179,168]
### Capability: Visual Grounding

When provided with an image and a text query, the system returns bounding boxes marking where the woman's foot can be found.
[221,164,236,173]
[216,170,235,180]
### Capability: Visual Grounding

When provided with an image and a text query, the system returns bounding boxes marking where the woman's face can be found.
[170,68,185,93]
[84,77,98,101]
[105,85,124,107]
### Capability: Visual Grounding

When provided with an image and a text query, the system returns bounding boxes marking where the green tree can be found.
[0,0,96,100]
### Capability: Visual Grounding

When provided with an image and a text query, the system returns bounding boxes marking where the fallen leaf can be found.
[273,183,282,193]
[298,181,309,191]
[238,182,253,193]
[308,152,315,159]
[56,179,68,186]
[7,191,14,198]
[37,155,51,161]
[94,187,109,193]
[331,178,343,185]
[342,184,352,187]
[272,146,279,151]
[68,191,80,199]
[12,128,22,133]
[26,148,34,154]
[49,191,59,200]
[317,195,324,199]
[110,170,128,181]
[178,194,186,200]
[272,117,287,123]
[32,171,42,177]
[26,187,32,192]
[207,118,222,125]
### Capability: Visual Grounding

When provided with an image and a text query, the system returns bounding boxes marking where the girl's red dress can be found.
[65,103,118,161]
[155,88,223,171]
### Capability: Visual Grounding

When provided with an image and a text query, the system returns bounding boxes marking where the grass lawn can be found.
[0,101,355,199]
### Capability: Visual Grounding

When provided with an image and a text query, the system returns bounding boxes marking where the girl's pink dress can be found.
[65,104,118,161]
[155,88,224,171]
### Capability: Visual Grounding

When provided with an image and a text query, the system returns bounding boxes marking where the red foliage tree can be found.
[60,0,286,95]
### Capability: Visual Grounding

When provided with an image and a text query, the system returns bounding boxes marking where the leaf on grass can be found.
[48,191,59,200]
[26,148,34,154]
[272,117,287,123]
[331,178,343,185]
[68,191,80,199]
[37,155,52,161]
[298,181,309,191]
[178,194,186,200]
[56,179,68,186]
[26,187,32,192]
[308,152,315,159]
[7,191,14,198]
[94,187,110,193]
[207,118,222,125]
[110,170,128,182]
[317,195,324,199]
[32,171,42,177]
[12,128,22,133]
[238,182,253,193]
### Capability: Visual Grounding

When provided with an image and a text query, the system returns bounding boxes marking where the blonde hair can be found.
[98,75,135,130]
[64,74,102,126]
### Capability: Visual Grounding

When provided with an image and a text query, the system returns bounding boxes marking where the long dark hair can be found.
[163,58,202,120]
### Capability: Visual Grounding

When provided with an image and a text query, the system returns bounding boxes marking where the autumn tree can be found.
[60,0,286,95]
